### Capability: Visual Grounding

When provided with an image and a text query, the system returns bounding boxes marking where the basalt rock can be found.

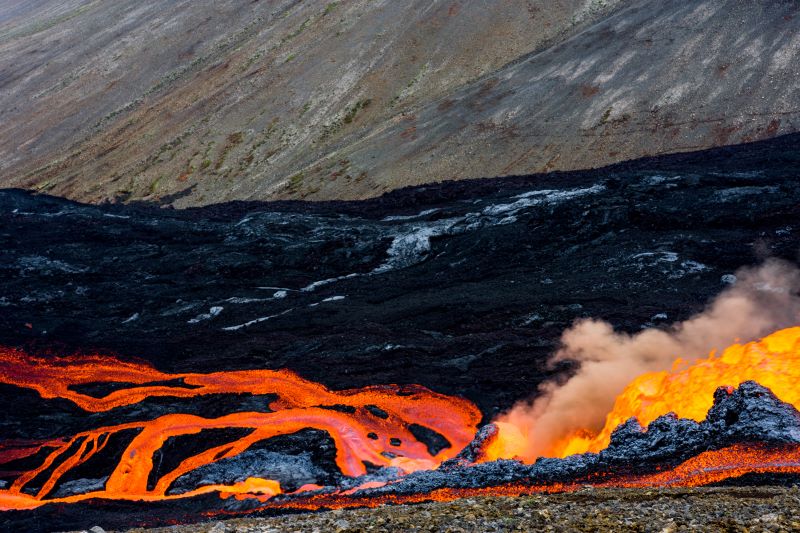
[443,423,500,467]
[600,414,707,464]
[169,451,328,495]
[601,382,800,467]
[339,381,800,500]
[2,136,800,530]
[708,381,800,445]
[52,477,108,499]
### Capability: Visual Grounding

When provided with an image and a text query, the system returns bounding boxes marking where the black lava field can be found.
[1,134,800,530]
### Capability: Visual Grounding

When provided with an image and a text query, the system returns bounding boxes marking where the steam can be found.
[495,259,800,459]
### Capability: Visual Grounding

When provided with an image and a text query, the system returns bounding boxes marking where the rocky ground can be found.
[122,487,800,533]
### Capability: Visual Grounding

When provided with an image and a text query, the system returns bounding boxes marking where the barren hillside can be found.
[1,0,798,206]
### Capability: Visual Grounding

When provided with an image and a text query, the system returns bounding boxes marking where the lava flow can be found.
[485,326,800,461]
[0,348,481,510]
[3,327,800,517]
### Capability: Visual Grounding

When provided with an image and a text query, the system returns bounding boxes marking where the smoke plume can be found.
[494,259,800,460]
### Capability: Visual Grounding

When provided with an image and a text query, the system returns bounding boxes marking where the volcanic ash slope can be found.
[2,1,799,205]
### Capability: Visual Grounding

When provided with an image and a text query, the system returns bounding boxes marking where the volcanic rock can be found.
[336,467,405,492]
[445,423,500,466]
[52,477,108,499]
[708,381,800,445]
[340,381,800,500]
[601,414,706,464]
[1,136,800,531]
[169,451,328,494]
[602,382,800,466]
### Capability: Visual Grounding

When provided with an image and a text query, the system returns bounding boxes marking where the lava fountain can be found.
[485,260,800,461]
[484,326,800,461]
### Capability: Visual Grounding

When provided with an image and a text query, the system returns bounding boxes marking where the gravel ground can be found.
[122,487,800,533]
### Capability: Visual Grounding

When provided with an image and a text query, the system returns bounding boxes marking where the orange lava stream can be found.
[608,443,800,488]
[488,327,800,460]
[3,329,800,514]
[0,348,481,510]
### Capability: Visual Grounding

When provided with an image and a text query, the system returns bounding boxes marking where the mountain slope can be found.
[1,0,798,206]
[314,0,800,199]
[0,0,616,205]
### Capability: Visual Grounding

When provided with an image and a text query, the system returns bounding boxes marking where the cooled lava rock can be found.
[445,423,500,465]
[2,135,800,530]
[1,134,799,438]
[708,381,800,444]
[331,381,800,499]
[168,450,326,495]
[602,381,800,464]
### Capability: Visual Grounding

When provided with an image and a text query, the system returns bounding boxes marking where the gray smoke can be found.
[494,259,800,460]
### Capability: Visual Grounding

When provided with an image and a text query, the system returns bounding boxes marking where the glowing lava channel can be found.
[0,349,481,510]
[3,327,800,513]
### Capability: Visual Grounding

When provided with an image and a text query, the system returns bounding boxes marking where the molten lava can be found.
[0,348,480,510]
[486,326,800,460]
[3,327,800,516]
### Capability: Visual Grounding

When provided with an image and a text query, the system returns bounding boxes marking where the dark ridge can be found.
[146,428,255,492]
[20,436,86,496]
[46,428,143,499]
[408,424,452,456]
[68,378,203,399]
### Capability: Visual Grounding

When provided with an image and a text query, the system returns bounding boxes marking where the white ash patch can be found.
[161,300,199,317]
[222,309,293,331]
[302,273,360,292]
[382,208,440,222]
[122,313,140,324]
[187,306,224,324]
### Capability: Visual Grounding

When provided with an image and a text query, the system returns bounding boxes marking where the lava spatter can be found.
[486,327,800,460]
